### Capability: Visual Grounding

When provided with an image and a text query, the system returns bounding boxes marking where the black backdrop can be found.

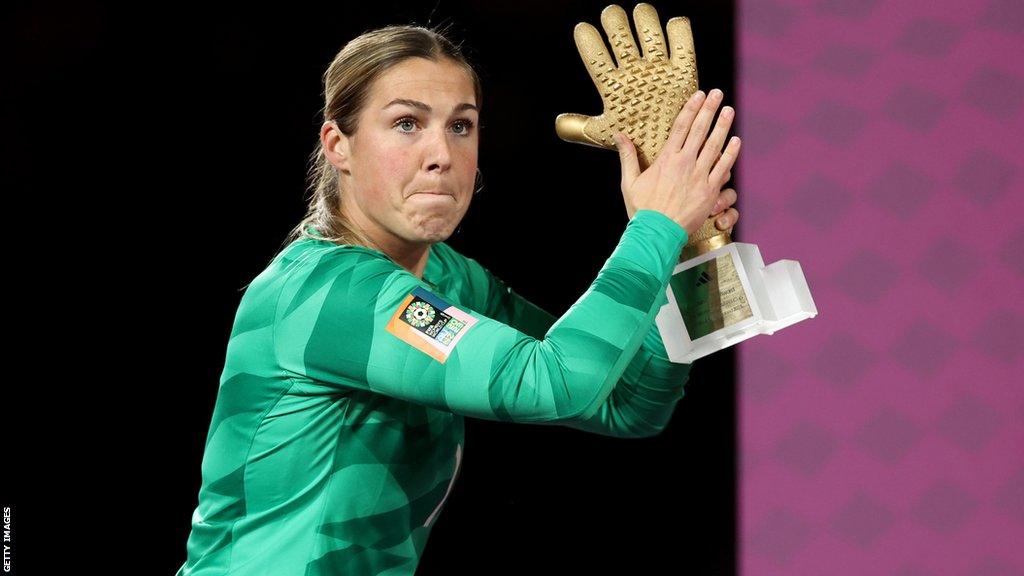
[11,1,736,573]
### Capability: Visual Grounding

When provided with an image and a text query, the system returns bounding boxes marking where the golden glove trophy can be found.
[555,3,817,363]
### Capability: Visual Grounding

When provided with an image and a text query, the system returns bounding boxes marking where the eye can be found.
[392,116,476,136]
[394,117,418,133]
[451,119,475,136]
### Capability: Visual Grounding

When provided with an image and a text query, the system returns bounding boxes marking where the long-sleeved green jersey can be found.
[177,209,693,575]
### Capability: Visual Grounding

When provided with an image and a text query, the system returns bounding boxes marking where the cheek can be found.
[379,144,414,174]
[455,149,479,194]
[358,144,413,209]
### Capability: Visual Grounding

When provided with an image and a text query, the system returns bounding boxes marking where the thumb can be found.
[614,132,640,184]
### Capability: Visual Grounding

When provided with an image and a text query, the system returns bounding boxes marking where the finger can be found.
[614,131,641,185]
[721,187,738,209]
[633,3,668,61]
[662,90,706,160]
[715,208,739,230]
[710,188,737,215]
[600,5,641,68]
[708,136,741,184]
[555,112,598,146]
[573,22,616,96]
[714,151,732,184]
[666,16,697,84]
[696,105,734,173]
[680,88,724,159]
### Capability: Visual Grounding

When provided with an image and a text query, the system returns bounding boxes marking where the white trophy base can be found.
[655,242,817,364]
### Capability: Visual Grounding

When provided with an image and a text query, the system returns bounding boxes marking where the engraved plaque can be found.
[668,252,753,340]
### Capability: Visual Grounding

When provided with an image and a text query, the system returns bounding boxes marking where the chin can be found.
[408,212,464,243]
[419,226,456,243]
[399,221,451,244]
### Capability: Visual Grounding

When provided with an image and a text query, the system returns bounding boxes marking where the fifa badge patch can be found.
[385,286,478,363]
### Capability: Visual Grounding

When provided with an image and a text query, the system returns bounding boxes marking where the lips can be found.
[412,190,452,197]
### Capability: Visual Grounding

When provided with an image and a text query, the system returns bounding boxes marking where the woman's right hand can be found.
[613,88,740,238]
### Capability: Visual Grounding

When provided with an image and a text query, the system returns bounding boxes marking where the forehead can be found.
[368,57,476,108]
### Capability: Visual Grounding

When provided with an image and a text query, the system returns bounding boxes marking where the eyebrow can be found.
[382,98,478,114]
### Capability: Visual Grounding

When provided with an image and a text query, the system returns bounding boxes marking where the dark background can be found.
[10,0,736,573]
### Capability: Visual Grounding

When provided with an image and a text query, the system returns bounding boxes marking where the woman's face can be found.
[325,57,479,250]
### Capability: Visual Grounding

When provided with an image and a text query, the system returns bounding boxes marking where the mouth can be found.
[411,190,452,198]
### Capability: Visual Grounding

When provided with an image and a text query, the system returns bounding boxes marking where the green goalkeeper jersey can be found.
[177,209,693,575]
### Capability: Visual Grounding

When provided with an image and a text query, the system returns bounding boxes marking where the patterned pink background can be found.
[736,0,1023,574]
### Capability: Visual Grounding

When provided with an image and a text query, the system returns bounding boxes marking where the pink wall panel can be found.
[736,1,1023,574]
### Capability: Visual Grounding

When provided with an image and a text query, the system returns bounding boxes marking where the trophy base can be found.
[655,242,817,363]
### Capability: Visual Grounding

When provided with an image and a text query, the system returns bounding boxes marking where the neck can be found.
[376,237,431,279]
[339,202,430,279]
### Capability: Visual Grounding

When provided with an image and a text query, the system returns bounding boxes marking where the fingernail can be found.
[692,90,705,101]
[711,89,723,99]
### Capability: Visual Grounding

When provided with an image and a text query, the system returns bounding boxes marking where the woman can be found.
[177,23,739,576]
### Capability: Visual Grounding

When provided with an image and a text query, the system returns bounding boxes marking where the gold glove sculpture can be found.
[555,2,726,257]
[556,3,818,363]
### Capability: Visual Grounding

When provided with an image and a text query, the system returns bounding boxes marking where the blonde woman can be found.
[177,23,739,576]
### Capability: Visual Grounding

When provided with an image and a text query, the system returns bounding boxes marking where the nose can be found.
[424,125,453,173]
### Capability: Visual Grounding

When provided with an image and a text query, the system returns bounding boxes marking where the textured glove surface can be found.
[555,3,699,171]
[556,3,731,249]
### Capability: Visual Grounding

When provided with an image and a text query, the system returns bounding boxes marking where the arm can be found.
[474,250,692,439]
[562,289,691,439]
[274,210,688,424]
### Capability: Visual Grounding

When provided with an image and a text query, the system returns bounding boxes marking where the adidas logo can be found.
[695,270,712,287]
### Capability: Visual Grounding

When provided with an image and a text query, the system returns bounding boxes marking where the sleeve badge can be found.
[385,286,479,363]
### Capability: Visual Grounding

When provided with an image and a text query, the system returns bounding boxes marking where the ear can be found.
[321,120,352,173]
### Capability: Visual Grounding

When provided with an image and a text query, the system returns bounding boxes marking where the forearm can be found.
[559,294,691,438]
[478,228,691,436]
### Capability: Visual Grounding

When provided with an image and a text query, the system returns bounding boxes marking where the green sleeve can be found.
[274,209,688,424]
[473,254,692,439]
[563,289,692,438]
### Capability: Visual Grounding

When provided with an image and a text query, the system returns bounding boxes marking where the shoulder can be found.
[432,241,489,278]
[273,241,424,332]
[430,242,513,315]
[281,239,407,293]
[431,241,499,294]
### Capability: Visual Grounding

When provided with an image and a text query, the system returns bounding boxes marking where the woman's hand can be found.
[614,88,740,238]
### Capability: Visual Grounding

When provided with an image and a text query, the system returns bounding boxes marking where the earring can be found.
[473,167,484,195]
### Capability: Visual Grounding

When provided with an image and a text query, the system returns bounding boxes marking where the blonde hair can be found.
[278,23,484,254]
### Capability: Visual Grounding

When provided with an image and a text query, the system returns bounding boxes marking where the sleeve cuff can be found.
[631,209,689,248]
